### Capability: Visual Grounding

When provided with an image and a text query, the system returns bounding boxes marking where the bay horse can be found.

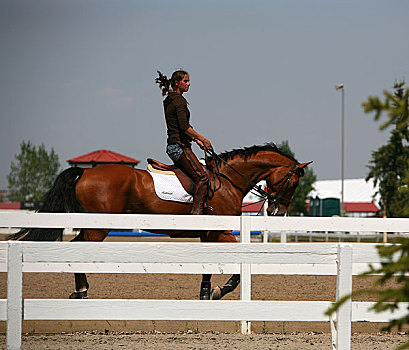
[9,143,311,300]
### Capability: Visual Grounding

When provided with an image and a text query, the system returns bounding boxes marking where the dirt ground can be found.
[1,234,409,348]
[1,332,408,350]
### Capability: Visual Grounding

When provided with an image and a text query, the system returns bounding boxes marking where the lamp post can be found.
[335,83,345,216]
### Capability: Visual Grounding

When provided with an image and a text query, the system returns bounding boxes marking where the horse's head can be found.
[265,161,312,216]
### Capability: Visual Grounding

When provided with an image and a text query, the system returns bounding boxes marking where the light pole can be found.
[335,83,345,216]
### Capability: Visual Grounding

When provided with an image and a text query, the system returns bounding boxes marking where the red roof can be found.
[242,202,263,213]
[242,202,380,214]
[67,150,140,165]
[0,202,21,210]
[344,202,380,213]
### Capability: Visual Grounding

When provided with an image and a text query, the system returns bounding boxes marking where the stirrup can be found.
[190,207,206,215]
[204,206,217,215]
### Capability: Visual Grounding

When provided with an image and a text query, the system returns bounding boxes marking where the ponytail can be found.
[155,71,171,96]
[155,69,189,96]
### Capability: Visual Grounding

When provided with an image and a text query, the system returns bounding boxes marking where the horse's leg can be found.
[69,274,89,299]
[210,230,240,300]
[200,274,212,300]
[68,229,108,299]
[199,230,240,300]
[211,274,240,300]
[199,231,214,300]
[68,230,88,299]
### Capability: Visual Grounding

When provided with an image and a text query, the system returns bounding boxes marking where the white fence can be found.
[267,230,409,244]
[1,212,409,350]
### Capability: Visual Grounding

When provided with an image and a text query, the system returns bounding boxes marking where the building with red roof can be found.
[308,179,380,217]
[0,202,21,210]
[67,149,140,168]
[343,202,380,216]
[242,179,381,217]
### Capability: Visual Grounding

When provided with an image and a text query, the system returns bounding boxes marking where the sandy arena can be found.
[1,332,408,349]
[1,235,408,349]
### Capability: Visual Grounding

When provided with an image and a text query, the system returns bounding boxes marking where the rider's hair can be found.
[155,70,189,96]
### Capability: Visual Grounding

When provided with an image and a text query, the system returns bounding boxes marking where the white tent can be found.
[308,178,379,205]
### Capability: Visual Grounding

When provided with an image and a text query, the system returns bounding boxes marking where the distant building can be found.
[0,202,20,210]
[242,181,266,215]
[241,178,381,217]
[0,150,140,210]
[308,178,380,217]
[0,189,11,202]
[67,149,140,168]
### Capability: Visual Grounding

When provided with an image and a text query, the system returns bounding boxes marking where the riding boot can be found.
[190,181,208,215]
[173,145,209,216]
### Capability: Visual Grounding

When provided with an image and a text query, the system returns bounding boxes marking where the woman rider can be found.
[155,70,211,215]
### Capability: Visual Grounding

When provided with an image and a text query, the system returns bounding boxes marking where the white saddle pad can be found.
[148,170,193,203]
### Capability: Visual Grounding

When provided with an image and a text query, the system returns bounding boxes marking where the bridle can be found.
[205,147,302,215]
[267,161,302,206]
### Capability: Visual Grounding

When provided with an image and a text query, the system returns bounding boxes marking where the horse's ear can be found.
[297,161,313,169]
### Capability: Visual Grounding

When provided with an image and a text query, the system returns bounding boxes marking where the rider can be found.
[155,70,212,215]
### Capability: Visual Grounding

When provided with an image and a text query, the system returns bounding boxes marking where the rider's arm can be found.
[184,127,212,150]
[173,96,211,150]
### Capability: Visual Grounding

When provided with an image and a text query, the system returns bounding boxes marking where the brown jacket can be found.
[163,92,192,146]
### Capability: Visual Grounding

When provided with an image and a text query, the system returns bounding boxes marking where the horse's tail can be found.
[8,167,85,241]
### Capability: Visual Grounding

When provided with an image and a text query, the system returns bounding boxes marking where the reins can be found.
[205,147,269,200]
[204,146,297,211]
[241,198,269,216]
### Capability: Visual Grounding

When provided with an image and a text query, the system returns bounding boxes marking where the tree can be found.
[326,238,409,350]
[364,81,409,217]
[363,81,409,133]
[7,141,60,202]
[277,140,316,216]
[327,82,409,349]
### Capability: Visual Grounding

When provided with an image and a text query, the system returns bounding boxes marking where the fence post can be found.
[336,244,352,350]
[262,202,269,243]
[263,231,268,243]
[240,216,251,334]
[280,231,287,243]
[240,215,251,243]
[7,242,23,350]
[383,232,388,243]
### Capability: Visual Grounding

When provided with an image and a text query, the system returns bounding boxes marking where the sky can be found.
[1,0,408,189]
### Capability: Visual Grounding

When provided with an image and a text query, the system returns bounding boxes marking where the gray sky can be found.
[1,0,408,189]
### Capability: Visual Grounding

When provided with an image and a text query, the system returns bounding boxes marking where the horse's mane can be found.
[214,143,297,166]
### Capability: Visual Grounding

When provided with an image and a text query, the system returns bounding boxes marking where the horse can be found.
[9,143,311,300]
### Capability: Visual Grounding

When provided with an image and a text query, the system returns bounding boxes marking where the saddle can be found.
[147,158,202,195]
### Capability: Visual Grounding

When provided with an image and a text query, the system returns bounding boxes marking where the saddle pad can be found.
[148,170,193,203]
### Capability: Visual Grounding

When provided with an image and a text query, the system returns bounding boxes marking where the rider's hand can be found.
[195,139,205,149]
[201,138,212,150]
[195,137,211,150]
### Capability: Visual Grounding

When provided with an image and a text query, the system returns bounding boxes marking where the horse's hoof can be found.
[200,288,211,300]
[211,286,222,300]
[200,282,211,300]
[69,290,89,299]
